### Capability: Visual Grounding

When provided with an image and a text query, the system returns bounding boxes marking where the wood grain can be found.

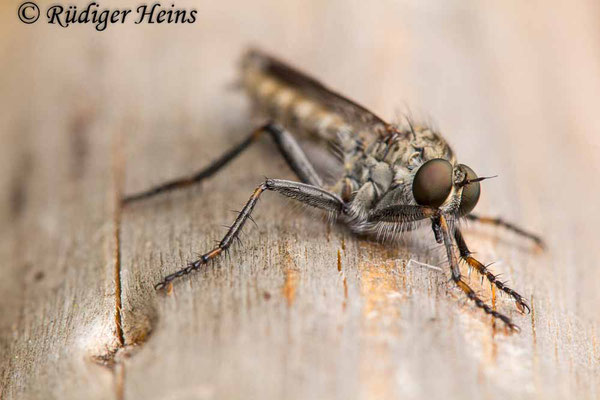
[1,0,599,399]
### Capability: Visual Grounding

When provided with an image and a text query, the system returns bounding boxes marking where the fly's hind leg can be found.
[466,213,544,248]
[454,228,530,314]
[123,122,323,204]
[155,179,345,289]
[123,125,265,204]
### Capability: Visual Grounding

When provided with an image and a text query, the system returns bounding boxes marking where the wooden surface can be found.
[2,1,600,399]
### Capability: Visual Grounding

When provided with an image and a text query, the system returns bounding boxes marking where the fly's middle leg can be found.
[154,179,345,289]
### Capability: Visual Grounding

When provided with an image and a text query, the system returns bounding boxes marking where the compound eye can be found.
[458,164,481,215]
[412,159,453,208]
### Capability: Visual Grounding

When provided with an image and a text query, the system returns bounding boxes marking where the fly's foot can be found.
[462,255,530,314]
[154,261,202,290]
[455,279,521,332]
[154,249,222,290]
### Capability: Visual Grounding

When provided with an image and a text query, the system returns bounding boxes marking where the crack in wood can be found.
[113,129,126,348]
[114,203,125,347]
[111,126,127,400]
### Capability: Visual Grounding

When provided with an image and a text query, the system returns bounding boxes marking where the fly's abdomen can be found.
[241,53,354,145]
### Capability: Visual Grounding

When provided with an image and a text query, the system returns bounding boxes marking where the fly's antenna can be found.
[461,175,498,187]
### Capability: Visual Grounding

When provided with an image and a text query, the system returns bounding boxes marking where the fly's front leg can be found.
[367,207,521,331]
[364,204,438,240]
[367,204,438,223]
[154,179,345,289]
[466,213,544,248]
[438,215,520,332]
[454,228,530,314]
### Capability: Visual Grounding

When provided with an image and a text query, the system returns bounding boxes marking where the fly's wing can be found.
[245,49,390,137]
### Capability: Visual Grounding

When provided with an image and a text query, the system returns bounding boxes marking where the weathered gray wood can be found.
[2,0,600,399]
[0,10,121,399]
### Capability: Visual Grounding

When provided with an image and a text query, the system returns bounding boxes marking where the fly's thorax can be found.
[395,125,454,169]
[340,154,394,217]
[334,123,457,212]
[357,124,454,177]
[348,124,454,203]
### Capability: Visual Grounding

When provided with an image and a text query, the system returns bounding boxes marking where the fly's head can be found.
[412,158,489,217]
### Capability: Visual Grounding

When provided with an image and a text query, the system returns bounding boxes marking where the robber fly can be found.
[123,49,543,331]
